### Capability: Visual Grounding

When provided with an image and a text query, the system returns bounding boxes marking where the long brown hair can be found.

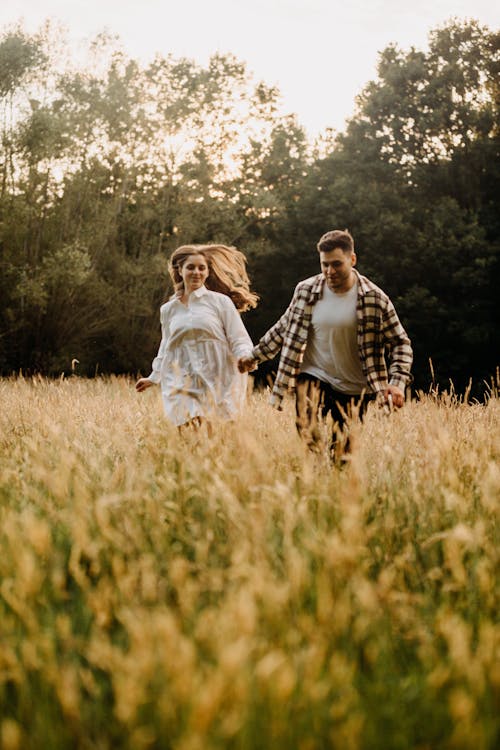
[168,244,259,312]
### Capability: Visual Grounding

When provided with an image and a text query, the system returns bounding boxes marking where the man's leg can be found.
[321,389,352,458]
[295,373,326,452]
[321,389,375,460]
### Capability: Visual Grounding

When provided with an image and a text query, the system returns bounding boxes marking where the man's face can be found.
[320,248,356,293]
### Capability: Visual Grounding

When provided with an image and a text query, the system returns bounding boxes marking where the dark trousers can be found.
[295,373,375,456]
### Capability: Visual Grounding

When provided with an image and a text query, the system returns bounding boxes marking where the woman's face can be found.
[179,254,209,293]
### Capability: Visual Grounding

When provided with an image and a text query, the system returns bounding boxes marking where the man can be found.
[238,229,413,457]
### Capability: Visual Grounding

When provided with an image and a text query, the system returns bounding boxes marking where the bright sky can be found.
[2,0,498,137]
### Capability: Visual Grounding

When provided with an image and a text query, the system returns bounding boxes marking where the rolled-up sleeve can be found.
[383,303,413,389]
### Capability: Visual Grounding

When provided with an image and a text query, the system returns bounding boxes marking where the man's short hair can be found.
[317,229,354,254]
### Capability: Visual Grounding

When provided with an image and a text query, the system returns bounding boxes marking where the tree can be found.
[280,19,499,395]
[0,22,307,375]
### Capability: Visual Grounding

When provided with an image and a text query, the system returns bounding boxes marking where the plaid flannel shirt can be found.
[253,269,413,408]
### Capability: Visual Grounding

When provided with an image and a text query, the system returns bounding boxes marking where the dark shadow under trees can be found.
[0,18,498,397]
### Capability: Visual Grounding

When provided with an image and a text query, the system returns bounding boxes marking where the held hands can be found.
[237,356,257,373]
[383,384,405,409]
[135,378,154,393]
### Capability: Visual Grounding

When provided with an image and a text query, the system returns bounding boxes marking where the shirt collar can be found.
[352,268,371,295]
[191,285,208,298]
[312,269,366,300]
[175,285,208,300]
[311,274,325,300]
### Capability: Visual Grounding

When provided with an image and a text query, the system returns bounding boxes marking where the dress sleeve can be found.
[219,296,254,360]
[147,306,170,384]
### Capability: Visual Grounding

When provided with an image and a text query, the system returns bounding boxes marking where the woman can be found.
[135,244,258,430]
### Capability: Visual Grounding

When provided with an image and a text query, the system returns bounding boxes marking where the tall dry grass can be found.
[0,375,498,750]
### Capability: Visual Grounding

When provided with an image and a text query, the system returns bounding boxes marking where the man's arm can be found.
[238,279,315,374]
[239,282,305,373]
[382,302,413,406]
[252,312,288,361]
[237,312,288,373]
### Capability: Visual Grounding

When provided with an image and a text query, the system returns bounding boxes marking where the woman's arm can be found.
[219,296,254,360]
[136,305,171,389]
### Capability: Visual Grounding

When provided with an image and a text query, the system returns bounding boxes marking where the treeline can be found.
[0,19,498,394]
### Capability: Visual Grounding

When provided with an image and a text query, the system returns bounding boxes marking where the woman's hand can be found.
[237,356,257,373]
[135,378,154,393]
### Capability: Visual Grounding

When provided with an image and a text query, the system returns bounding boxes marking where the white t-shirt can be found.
[300,282,367,394]
[148,286,254,425]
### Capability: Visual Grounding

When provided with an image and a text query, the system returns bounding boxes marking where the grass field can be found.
[0,375,498,750]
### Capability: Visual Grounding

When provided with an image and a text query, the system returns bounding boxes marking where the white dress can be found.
[147,286,254,425]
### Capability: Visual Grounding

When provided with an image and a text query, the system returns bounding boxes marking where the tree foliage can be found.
[280,19,499,393]
[0,19,498,395]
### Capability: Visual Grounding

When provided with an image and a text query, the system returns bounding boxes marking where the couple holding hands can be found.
[136,230,413,457]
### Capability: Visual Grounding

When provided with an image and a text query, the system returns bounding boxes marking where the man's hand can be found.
[383,384,405,409]
[238,356,257,373]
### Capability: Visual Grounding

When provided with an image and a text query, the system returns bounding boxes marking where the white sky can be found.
[2,0,499,137]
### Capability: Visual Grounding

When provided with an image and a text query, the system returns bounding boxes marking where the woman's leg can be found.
[178,417,213,438]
